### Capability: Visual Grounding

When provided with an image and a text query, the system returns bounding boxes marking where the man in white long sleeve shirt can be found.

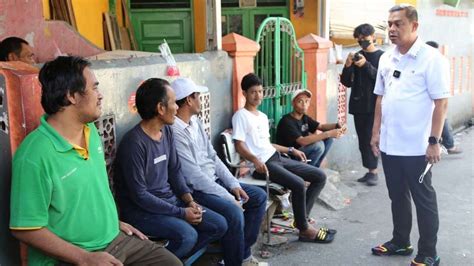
[171,78,267,266]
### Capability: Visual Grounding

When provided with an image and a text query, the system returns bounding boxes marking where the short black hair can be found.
[241,73,262,91]
[0,37,29,61]
[136,78,170,120]
[389,4,418,22]
[176,92,197,108]
[39,56,91,115]
[426,41,439,49]
[353,24,375,39]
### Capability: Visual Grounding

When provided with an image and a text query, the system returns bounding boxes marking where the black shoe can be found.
[410,255,440,266]
[366,173,378,186]
[372,241,414,256]
[357,173,370,182]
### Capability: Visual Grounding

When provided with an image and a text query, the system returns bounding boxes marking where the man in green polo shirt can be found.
[9,56,181,265]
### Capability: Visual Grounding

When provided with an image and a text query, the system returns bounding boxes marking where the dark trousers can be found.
[193,183,267,266]
[57,232,182,266]
[121,202,227,259]
[354,113,378,169]
[254,152,327,231]
[104,232,182,265]
[441,119,454,149]
[381,153,439,257]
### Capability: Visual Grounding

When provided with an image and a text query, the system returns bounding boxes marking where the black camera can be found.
[353,52,362,62]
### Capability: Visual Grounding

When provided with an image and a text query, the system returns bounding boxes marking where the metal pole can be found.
[265,171,271,244]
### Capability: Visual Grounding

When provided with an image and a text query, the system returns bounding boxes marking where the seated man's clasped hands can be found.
[170,77,267,266]
[113,78,227,259]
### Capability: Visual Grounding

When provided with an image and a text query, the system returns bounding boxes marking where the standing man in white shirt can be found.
[170,77,267,266]
[370,4,450,266]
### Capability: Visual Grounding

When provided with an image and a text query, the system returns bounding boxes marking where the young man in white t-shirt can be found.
[232,73,336,243]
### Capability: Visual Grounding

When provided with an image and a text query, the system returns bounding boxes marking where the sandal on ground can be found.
[371,241,414,256]
[410,255,440,266]
[298,228,335,243]
[291,220,337,234]
[319,227,337,234]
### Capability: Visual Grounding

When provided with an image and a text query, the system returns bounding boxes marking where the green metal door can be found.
[254,17,306,138]
[129,0,194,53]
[222,1,288,40]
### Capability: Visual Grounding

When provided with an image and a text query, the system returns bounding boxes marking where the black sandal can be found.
[298,228,335,243]
[371,241,414,256]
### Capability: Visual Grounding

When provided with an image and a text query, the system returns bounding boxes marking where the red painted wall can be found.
[0,0,103,63]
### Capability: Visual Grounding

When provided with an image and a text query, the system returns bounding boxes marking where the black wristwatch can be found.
[428,136,441,145]
[288,147,294,154]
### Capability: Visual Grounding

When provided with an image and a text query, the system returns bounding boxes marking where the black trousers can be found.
[254,152,327,231]
[381,152,439,257]
[354,113,378,169]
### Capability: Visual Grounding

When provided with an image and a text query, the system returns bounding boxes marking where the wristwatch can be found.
[428,136,441,145]
[288,147,294,154]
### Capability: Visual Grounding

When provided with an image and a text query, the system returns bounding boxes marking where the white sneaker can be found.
[242,255,269,266]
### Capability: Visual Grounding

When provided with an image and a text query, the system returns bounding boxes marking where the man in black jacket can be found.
[341,23,384,186]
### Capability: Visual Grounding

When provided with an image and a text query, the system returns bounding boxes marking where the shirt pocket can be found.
[398,70,426,100]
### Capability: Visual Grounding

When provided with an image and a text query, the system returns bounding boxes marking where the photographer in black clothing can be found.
[341,23,384,186]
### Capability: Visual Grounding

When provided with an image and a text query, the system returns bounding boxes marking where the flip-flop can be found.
[320,227,337,234]
[291,219,337,234]
[298,228,335,243]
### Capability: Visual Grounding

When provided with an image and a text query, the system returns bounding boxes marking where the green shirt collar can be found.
[38,115,90,153]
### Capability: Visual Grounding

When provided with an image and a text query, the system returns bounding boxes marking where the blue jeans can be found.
[121,201,227,259]
[299,138,334,167]
[193,183,267,266]
[441,119,454,149]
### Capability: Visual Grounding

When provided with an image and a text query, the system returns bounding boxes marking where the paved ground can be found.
[262,127,473,266]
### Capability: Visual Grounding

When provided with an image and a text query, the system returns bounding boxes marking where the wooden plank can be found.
[58,0,69,24]
[121,0,138,50]
[110,14,122,50]
[66,0,77,30]
[119,27,131,50]
[104,12,116,50]
[50,0,60,20]
[103,16,112,51]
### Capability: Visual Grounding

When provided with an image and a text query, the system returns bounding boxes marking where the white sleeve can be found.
[232,111,248,142]
[374,53,388,96]
[427,54,451,99]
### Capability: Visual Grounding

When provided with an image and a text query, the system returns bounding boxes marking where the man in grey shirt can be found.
[171,78,267,266]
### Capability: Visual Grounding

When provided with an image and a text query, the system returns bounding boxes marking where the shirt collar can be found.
[174,116,189,131]
[38,114,91,153]
[393,37,423,59]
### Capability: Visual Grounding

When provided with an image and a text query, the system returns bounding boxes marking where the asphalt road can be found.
[264,127,473,266]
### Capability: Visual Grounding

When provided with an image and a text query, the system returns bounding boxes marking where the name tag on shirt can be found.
[154,155,167,164]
